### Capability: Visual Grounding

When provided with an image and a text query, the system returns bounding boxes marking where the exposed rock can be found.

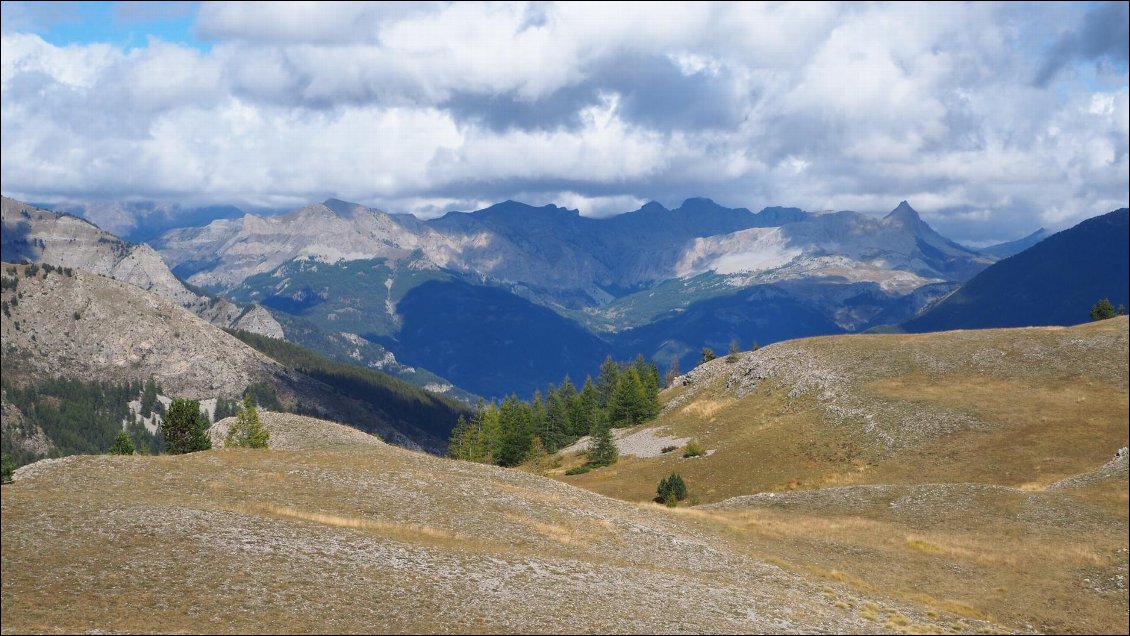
[1,196,282,339]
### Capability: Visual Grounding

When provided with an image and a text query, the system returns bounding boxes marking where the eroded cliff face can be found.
[1,196,283,339]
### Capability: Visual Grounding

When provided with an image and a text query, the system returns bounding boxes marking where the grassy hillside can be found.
[2,412,1011,634]
[561,317,1128,502]
[548,318,1128,633]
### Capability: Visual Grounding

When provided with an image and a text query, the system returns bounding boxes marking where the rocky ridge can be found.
[1,196,282,338]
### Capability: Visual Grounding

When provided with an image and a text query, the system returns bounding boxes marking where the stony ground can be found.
[2,415,1007,635]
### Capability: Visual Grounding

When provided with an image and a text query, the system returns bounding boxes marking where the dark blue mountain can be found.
[380,279,612,399]
[904,208,1129,332]
[978,228,1049,259]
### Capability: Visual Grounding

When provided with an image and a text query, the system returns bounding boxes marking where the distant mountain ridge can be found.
[904,208,1129,332]
[150,196,997,396]
[1,196,283,338]
[0,262,469,456]
[156,197,988,308]
[978,228,1049,259]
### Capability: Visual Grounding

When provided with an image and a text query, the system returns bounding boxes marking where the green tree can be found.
[226,395,270,449]
[162,399,212,455]
[576,377,600,437]
[587,416,618,467]
[1090,298,1120,321]
[1,453,13,484]
[657,473,688,506]
[524,436,549,475]
[496,396,533,466]
[108,431,136,455]
[701,347,716,364]
[595,356,622,409]
[140,377,158,418]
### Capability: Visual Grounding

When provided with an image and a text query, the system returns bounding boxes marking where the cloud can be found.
[1034,1,1129,86]
[1,2,1127,244]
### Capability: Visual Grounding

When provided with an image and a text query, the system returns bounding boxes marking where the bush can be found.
[683,439,704,458]
[564,465,592,476]
[727,339,740,362]
[108,431,135,455]
[1,453,14,484]
[660,445,678,454]
[1090,298,1124,321]
[701,347,716,364]
[657,473,688,506]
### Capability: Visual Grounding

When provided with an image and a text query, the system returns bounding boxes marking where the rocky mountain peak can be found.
[322,198,365,217]
[884,200,922,225]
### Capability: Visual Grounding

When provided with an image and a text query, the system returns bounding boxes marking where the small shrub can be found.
[660,445,677,454]
[682,439,704,458]
[700,347,716,364]
[1,453,14,484]
[72,311,81,320]
[657,472,688,505]
[726,339,740,362]
[564,465,592,476]
[108,431,135,455]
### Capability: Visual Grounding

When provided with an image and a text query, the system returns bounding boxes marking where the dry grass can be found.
[5,412,998,634]
[551,319,1129,634]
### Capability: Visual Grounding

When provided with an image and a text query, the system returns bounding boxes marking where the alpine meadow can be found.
[2,2,1127,635]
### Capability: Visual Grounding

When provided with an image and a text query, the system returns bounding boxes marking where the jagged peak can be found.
[885,200,920,220]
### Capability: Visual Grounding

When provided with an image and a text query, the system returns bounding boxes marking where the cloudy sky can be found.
[2,1,1127,243]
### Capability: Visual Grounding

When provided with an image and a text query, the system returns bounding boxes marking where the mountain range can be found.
[10,193,1127,401]
[150,197,994,396]
[905,208,1129,332]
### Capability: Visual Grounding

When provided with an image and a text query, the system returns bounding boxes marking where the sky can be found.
[1,1,1127,243]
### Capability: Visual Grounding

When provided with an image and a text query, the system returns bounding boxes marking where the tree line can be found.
[447,355,661,467]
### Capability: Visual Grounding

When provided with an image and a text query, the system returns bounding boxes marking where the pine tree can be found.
[587,415,618,467]
[140,377,158,418]
[496,396,533,466]
[524,436,549,475]
[226,395,269,449]
[447,414,473,459]
[544,391,570,452]
[657,473,688,506]
[1091,298,1118,321]
[2,453,15,484]
[108,431,135,455]
[162,399,212,455]
[701,347,716,364]
[577,376,600,437]
[596,356,622,409]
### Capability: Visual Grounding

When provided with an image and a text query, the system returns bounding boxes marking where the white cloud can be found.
[1,2,1126,243]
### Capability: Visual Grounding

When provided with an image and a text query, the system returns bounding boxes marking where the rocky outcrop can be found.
[1,196,282,339]
[0,264,281,398]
